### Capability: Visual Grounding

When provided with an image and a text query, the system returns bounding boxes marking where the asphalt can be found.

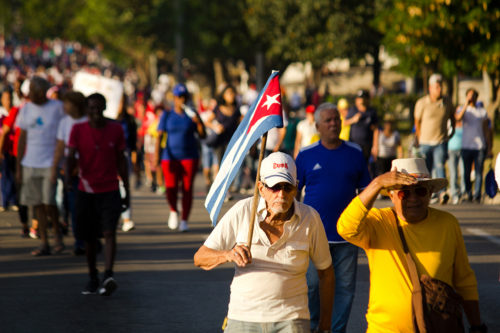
[0,173,499,333]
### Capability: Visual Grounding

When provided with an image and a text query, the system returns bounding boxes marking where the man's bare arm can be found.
[194,245,251,270]
[317,264,335,331]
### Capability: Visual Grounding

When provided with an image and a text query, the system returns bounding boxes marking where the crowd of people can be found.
[0,36,495,332]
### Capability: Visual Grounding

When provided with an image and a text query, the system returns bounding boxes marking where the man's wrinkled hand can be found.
[227,245,252,267]
[375,169,418,191]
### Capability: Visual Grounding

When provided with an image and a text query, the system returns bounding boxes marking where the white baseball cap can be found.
[428,73,443,85]
[260,152,297,187]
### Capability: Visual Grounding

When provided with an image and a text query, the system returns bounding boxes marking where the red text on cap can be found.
[273,162,288,169]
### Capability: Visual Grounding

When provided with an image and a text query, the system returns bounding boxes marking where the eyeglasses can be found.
[264,183,295,193]
[396,187,429,200]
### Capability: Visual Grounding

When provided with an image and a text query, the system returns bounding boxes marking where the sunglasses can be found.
[396,187,429,200]
[264,183,295,193]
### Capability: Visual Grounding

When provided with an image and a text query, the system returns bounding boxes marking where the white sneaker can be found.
[179,220,189,232]
[168,211,179,230]
[122,220,135,232]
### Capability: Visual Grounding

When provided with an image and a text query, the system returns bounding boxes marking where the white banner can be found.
[72,71,123,119]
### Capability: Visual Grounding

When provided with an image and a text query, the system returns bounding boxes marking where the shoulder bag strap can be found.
[391,209,427,333]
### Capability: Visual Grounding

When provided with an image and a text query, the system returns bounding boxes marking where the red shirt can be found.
[2,106,20,156]
[68,120,125,193]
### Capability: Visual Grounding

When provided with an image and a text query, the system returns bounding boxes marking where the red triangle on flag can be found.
[247,76,282,134]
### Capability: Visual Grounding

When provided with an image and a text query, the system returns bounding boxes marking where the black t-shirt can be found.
[347,106,378,148]
[214,104,241,145]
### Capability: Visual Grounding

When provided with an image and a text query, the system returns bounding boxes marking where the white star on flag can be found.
[261,93,280,111]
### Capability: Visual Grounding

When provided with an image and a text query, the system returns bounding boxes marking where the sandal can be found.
[31,246,51,256]
[53,243,66,254]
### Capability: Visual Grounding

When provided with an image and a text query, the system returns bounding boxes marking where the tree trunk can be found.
[213,58,225,94]
[422,67,429,94]
[484,70,500,132]
[372,44,381,89]
[174,0,184,83]
[256,51,264,90]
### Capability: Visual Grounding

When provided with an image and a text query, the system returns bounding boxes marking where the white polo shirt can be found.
[204,197,332,323]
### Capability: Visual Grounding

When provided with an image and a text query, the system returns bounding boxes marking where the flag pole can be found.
[246,132,268,250]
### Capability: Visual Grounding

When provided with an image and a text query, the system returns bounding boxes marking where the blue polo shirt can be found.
[157,110,199,161]
[296,141,371,242]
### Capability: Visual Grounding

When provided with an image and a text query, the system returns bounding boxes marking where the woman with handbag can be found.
[337,158,486,333]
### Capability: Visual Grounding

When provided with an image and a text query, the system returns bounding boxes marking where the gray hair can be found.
[314,102,338,123]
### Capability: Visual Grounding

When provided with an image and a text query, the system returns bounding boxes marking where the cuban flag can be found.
[205,71,283,225]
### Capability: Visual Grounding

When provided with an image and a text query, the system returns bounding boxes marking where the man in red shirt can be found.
[66,93,130,296]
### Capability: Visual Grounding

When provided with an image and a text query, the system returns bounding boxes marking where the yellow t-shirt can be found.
[147,119,166,148]
[337,197,478,333]
[339,115,351,141]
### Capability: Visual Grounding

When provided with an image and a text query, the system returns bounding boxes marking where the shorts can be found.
[20,166,56,206]
[201,144,219,169]
[75,190,121,241]
[224,319,310,333]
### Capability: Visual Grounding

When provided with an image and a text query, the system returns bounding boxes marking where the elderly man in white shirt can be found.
[195,152,334,333]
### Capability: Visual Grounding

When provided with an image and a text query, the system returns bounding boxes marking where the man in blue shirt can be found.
[296,103,371,333]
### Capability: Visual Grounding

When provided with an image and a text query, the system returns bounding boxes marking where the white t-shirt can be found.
[461,105,487,150]
[16,99,65,168]
[57,115,88,161]
[265,111,288,151]
[204,197,331,323]
[57,115,88,145]
[378,131,400,158]
[296,118,318,149]
[0,106,9,117]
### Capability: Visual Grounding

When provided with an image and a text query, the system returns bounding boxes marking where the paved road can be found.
[1,174,499,332]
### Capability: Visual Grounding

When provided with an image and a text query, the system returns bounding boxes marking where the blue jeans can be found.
[307,242,358,333]
[448,149,464,200]
[1,153,17,208]
[461,149,486,201]
[419,143,448,194]
[419,143,448,179]
[201,144,219,169]
[224,319,310,333]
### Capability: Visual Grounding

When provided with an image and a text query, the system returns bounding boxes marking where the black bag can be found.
[484,164,498,199]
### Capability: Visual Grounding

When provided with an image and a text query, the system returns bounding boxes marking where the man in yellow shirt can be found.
[337,158,486,333]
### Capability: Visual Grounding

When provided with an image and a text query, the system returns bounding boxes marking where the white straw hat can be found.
[381,158,447,195]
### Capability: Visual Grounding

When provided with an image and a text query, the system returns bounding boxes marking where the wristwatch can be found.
[469,323,487,333]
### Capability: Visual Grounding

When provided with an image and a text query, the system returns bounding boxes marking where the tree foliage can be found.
[375,0,500,82]
[1,0,498,91]
[245,0,381,80]
[244,0,382,82]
